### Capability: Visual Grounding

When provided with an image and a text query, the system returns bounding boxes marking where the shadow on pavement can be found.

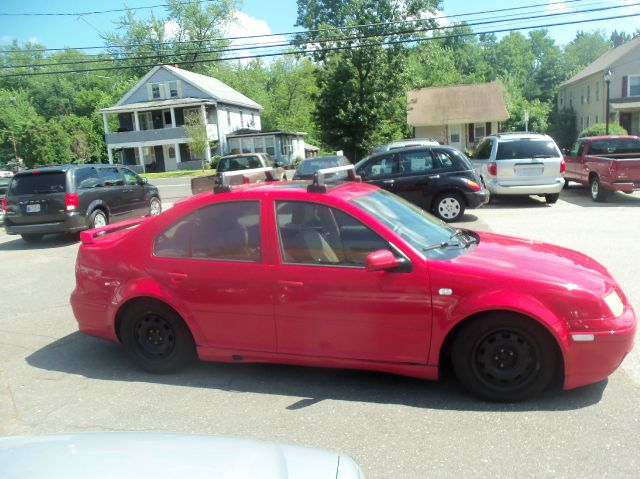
[27,332,607,413]
[560,184,640,208]
[0,233,79,251]
[483,195,551,209]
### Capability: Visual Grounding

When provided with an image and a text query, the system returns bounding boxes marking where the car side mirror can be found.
[365,249,400,272]
[139,177,148,184]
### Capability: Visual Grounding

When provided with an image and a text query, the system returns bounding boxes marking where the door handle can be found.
[382,179,394,185]
[167,272,188,284]
[428,175,440,179]
[278,280,304,288]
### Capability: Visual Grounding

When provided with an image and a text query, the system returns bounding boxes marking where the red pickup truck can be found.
[564,136,640,201]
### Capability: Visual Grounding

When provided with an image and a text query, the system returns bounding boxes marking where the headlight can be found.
[603,290,624,317]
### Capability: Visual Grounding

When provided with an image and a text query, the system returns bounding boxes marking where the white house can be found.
[100,65,263,172]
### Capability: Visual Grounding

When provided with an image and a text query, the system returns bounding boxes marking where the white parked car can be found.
[371,138,439,154]
[470,132,565,203]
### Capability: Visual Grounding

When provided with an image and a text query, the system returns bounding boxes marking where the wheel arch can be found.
[429,187,468,209]
[437,308,566,384]
[87,200,110,219]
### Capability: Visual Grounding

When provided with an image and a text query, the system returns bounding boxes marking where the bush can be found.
[210,155,222,170]
[291,156,304,168]
[578,122,628,138]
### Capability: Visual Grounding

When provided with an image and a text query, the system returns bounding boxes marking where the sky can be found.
[0,0,639,53]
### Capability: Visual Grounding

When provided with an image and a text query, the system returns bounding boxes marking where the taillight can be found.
[463,178,481,191]
[1,198,6,215]
[609,161,617,177]
[65,193,79,211]
[242,176,250,184]
[487,162,497,176]
[560,159,566,173]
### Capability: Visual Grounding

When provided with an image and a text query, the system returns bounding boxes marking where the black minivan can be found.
[2,164,161,242]
[355,146,489,222]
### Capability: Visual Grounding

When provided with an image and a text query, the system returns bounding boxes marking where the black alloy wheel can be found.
[120,301,196,373]
[452,314,557,402]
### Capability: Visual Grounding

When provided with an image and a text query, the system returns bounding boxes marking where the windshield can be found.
[350,189,468,259]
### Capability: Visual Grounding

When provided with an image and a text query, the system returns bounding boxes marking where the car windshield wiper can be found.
[423,240,463,252]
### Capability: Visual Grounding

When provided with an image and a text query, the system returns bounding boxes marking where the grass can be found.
[140,169,215,179]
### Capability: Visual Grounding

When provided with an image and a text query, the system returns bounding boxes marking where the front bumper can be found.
[485,177,565,196]
[563,306,637,390]
[464,189,490,209]
[4,211,88,235]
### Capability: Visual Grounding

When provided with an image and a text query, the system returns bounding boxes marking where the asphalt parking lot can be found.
[1,179,639,478]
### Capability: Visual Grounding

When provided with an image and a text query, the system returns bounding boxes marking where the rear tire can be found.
[120,300,196,374]
[21,233,43,243]
[545,193,559,204]
[89,209,108,229]
[433,192,465,222]
[452,314,557,402]
[590,176,611,202]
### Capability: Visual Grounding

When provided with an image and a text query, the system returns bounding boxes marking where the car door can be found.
[148,200,276,352]
[356,153,401,195]
[272,200,431,363]
[391,148,439,207]
[565,140,585,182]
[97,166,127,219]
[121,167,148,217]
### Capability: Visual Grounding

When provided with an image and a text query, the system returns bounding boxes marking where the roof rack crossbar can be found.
[214,167,277,193]
[308,165,360,193]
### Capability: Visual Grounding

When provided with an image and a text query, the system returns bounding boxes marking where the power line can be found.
[0,0,217,17]
[0,0,595,53]
[1,10,636,79]
[0,0,629,70]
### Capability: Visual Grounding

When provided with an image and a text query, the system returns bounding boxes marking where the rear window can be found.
[8,172,66,195]
[496,140,560,160]
[589,138,640,155]
[218,156,261,172]
[298,158,343,173]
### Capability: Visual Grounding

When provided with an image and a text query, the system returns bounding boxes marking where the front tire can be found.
[149,197,162,216]
[433,192,465,222]
[451,314,557,402]
[21,233,43,243]
[120,300,196,374]
[590,176,611,202]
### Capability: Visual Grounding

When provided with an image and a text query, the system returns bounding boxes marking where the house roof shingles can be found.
[560,36,640,87]
[407,82,509,127]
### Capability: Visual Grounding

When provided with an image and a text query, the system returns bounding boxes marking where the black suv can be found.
[355,146,489,222]
[3,164,161,242]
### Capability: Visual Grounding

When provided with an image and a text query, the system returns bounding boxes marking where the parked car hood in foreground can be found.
[0,433,363,479]
[452,231,615,296]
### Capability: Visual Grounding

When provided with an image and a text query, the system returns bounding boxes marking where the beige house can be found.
[558,36,640,136]
[407,82,509,151]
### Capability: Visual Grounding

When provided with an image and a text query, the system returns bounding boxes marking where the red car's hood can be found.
[453,231,616,296]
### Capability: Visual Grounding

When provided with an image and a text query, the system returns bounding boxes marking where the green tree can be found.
[563,30,611,77]
[183,112,209,170]
[103,0,238,75]
[547,107,577,149]
[18,116,74,167]
[0,89,38,163]
[296,0,440,160]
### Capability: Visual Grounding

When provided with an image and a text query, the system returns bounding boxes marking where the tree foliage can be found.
[579,122,628,138]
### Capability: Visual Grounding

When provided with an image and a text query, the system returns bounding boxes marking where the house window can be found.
[474,123,486,140]
[151,83,161,100]
[587,85,590,103]
[630,75,640,96]
[168,147,176,159]
[227,110,231,127]
[240,111,244,127]
[228,138,240,153]
[254,137,266,153]
[581,116,584,130]
[586,116,590,127]
[163,111,172,126]
[169,81,179,98]
[250,113,255,127]
[595,82,600,101]
[241,138,252,153]
[595,114,599,123]
[265,136,275,156]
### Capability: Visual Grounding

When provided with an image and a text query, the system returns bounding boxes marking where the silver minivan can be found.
[470,133,565,203]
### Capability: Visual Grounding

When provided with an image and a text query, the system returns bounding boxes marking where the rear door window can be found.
[362,155,397,177]
[496,140,560,160]
[8,172,66,195]
[99,167,124,186]
[75,167,103,189]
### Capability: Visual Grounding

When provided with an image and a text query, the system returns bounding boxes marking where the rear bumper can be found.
[485,177,564,195]
[463,189,490,209]
[607,181,640,193]
[563,307,637,390]
[3,211,87,235]
[70,288,119,342]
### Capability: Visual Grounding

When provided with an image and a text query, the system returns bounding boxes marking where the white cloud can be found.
[28,36,39,44]
[544,1,572,15]
[164,20,179,39]
[226,11,288,62]
[1,35,16,44]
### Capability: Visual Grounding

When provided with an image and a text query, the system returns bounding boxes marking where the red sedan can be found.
[71,169,636,402]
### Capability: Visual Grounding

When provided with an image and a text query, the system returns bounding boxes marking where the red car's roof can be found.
[579,135,640,141]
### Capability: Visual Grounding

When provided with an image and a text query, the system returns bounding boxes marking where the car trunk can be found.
[6,171,68,225]
[495,140,562,186]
